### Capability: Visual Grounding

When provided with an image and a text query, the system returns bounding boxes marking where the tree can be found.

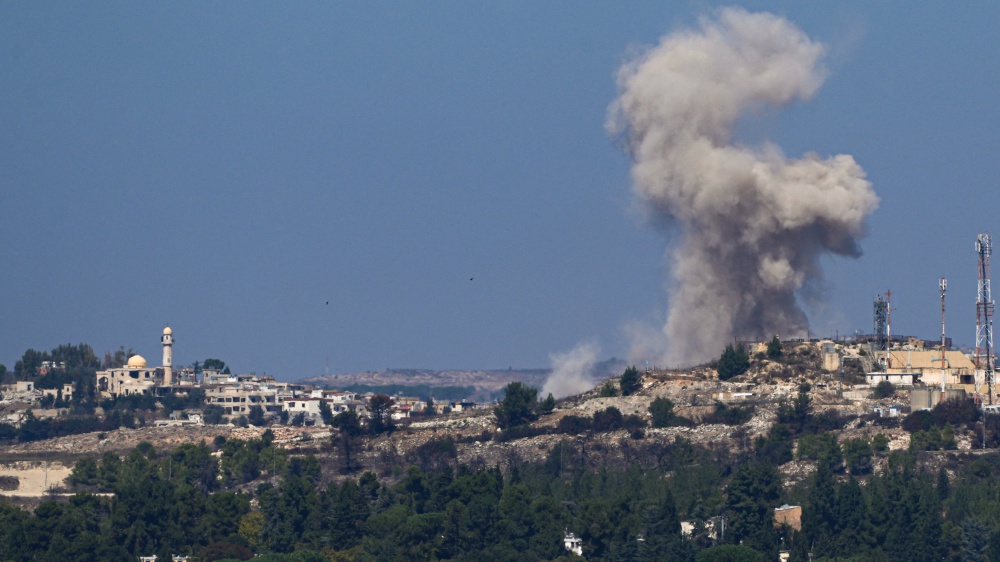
[238,511,265,551]
[777,386,811,434]
[245,405,264,426]
[367,394,395,434]
[599,380,618,397]
[332,411,363,473]
[69,457,99,487]
[754,423,793,465]
[198,541,253,561]
[591,407,624,432]
[802,461,837,553]
[13,349,49,378]
[319,400,334,426]
[797,432,842,471]
[726,462,781,557]
[717,344,750,381]
[873,380,896,399]
[104,346,135,369]
[493,382,538,430]
[539,393,556,414]
[842,437,873,475]
[766,336,783,359]
[696,545,766,562]
[964,517,990,562]
[620,365,642,396]
[649,397,676,428]
[203,405,225,425]
[203,358,226,371]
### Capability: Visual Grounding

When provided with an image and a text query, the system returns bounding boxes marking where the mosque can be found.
[92,326,423,425]
[96,326,175,398]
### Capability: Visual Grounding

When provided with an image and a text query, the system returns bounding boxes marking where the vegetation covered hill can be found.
[3,341,1000,560]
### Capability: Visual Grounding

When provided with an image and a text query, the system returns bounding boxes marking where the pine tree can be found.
[767,336,783,358]
[833,478,868,557]
[962,517,989,562]
[726,462,781,557]
[718,344,750,380]
[494,382,538,430]
[803,461,837,555]
[539,393,556,414]
[619,366,642,396]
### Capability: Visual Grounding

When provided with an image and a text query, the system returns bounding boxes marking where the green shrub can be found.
[649,397,676,428]
[873,380,895,399]
[599,380,618,398]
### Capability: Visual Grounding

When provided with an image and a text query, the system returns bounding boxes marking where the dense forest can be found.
[1,426,1000,561]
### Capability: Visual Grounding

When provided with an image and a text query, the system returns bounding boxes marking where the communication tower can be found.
[873,294,889,369]
[940,278,947,393]
[976,234,995,404]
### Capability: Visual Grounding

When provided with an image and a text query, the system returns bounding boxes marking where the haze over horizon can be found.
[4,3,1000,380]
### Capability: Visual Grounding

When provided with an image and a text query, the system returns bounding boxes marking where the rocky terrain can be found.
[0,341,939,497]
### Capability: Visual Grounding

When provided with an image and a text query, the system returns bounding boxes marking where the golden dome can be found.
[127,355,147,368]
[163,326,172,335]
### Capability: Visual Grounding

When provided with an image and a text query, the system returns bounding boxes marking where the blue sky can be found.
[2,2,998,378]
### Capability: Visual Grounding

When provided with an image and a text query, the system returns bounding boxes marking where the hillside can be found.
[1,340,995,561]
[0,341,941,492]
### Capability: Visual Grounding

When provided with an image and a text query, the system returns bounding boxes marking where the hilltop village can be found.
[2,325,1000,561]
[2,320,992,435]
[1,327,485,431]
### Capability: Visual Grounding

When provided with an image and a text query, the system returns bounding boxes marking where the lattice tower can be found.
[976,233,995,404]
[873,294,888,369]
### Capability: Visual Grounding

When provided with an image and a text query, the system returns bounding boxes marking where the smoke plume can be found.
[542,342,600,399]
[608,8,878,366]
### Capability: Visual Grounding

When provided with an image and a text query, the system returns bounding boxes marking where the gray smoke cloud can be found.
[542,342,600,399]
[608,8,878,366]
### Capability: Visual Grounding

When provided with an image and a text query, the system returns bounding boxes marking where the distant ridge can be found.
[296,368,550,402]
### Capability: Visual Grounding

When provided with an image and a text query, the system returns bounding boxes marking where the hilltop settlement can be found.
[0,328,999,561]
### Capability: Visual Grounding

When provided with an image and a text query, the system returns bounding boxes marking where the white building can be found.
[563,532,583,556]
[97,326,175,398]
[97,354,159,397]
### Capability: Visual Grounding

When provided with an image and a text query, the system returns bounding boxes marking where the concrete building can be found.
[97,354,159,397]
[283,397,325,419]
[866,349,976,387]
[774,504,802,531]
[40,383,75,402]
[911,388,967,411]
[563,532,583,556]
[91,327,474,426]
[38,361,66,376]
[97,326,175,398]
[821,341,841,371]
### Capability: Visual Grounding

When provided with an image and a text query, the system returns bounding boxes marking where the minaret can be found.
[162,326,174,386]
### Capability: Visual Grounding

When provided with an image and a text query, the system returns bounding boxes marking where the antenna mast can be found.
[940,277,947,394]
[976,234,995,405]
[874,294,889,370]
